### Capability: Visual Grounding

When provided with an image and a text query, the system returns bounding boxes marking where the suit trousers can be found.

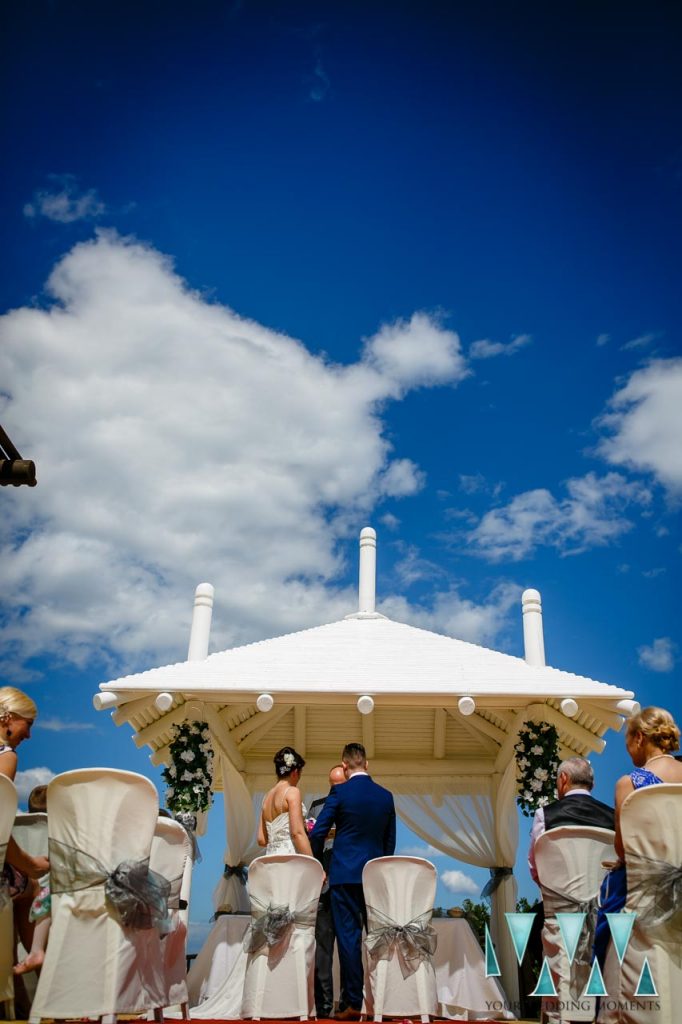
[315,888,335,1017]
[330,883,367,1012]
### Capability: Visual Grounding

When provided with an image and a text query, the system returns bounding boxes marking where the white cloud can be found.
[596,333,610,347]
[637,637,676,673]
[397,843,445,858]
[0,231,477,675]
[597,359,682,495]
[36,717,95,732]
[14,767,56,803]
[622,332,657,351]
[379,581,521,648]
[379,512,400,531]
[469,333,532,360]
[363,312,469,391]
[440,869,479,895]
[465,472,650,562]
[24,175,105,223]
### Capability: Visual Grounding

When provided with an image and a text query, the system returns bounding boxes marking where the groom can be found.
[310,742,396,1021]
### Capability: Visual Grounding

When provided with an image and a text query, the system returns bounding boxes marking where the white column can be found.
[358,527,377,614]
[522,588,545,666]
[187,582,214,661]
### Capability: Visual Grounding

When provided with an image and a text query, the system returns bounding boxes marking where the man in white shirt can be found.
[528,756,614,883]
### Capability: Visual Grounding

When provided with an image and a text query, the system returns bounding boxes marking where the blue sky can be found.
[1,1,681,948]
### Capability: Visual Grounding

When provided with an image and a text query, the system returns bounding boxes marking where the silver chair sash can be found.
[365,906,437,978]
[541,882,599,968]
[628,851,682,928]
[244,893,319,954]
[49,837,171,932]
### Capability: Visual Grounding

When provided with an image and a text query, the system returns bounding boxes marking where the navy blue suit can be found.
[310,774,396,1012]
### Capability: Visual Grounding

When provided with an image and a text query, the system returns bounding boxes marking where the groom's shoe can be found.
[334,1008,362,1021]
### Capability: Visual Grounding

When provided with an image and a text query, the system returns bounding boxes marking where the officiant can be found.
[308,764,347,1020]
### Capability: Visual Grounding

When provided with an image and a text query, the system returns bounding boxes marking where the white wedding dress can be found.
[191,796,307,1019]
[264,798,308,855]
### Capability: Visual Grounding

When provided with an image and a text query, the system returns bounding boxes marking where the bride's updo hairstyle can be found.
[274,746,306,778]
[627,706,680,754]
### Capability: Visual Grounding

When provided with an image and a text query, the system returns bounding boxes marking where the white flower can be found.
[517,757,529,770]
[180,750,195,762]
[541,723,550,732]
[534,767,548,781]
[530,779,543,792]
[167,764,177,778]
[531,745,543,756]
[166,785,175,797]
[190,724,200,735]
[202,728,210,739]
[179,733,188,744]
[283,751,295,768]
[537,795,550,807]
[193,784,204,794]
[523,790,533,800]
[181,770,194,782]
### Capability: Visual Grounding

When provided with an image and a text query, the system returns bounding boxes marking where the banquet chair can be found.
[362,855,438,1022]
[242,853,324,1020]
[601,784,682,1024]
[0,774,19,1019]
[30,768,167,1024]
[149,816,195,1018]
[12,813,48,859]
[535,825,615,1024]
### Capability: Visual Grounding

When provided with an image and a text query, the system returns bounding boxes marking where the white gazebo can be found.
[94,527,638,1004]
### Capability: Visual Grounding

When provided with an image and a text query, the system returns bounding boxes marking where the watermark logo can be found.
[484,912,658,1000]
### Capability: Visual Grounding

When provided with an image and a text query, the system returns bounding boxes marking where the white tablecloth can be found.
[188,915,512,1020]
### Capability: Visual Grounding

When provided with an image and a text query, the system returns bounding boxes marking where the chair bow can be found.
[541,883,599,967]
[480,866,513,899]
[223,863,248,884]
[48,837,171,932]
[628,852,682,929]
[244,893,319,954]
[365,906,437,978]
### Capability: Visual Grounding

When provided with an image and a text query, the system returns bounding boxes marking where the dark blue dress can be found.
[593,767,663,966]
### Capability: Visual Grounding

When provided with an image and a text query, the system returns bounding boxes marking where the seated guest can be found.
[528,756,614,883]
[594,706,682,965]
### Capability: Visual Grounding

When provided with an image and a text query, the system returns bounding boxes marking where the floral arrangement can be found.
[162,721,215,816]
[514,721,560,817]
[305,817,316,834]
[277,751,296,776]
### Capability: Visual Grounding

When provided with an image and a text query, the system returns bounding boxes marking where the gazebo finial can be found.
[188,582,214,661]
[522,588,545,666]
[358,526,377,614]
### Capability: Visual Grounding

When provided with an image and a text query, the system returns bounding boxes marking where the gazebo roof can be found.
[96,533,637,792]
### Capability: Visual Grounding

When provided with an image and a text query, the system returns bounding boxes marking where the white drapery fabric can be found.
[211,755,259,913]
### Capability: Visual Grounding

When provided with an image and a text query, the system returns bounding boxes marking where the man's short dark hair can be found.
[342,742,367,768]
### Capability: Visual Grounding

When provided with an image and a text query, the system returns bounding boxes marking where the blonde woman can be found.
[594,706,682,964]
[0,686,50,968]
[257,746,312,856]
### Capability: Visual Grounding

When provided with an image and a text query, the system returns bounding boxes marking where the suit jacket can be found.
[543,793,614,832]
[310,774,396,886]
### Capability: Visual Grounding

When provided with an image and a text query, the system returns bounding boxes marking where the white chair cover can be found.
[241,853,324,1020]
[149,817,194,1014]
[601,784,682,1024]
[535,825,615,1023]
[0,775,19,1016]
[30,768,167,1022]
[362,855,437,1022]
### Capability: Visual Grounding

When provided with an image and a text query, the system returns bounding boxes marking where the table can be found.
[188,915,513,1020]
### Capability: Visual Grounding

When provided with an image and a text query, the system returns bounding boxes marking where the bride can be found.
[258,746,312,856]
